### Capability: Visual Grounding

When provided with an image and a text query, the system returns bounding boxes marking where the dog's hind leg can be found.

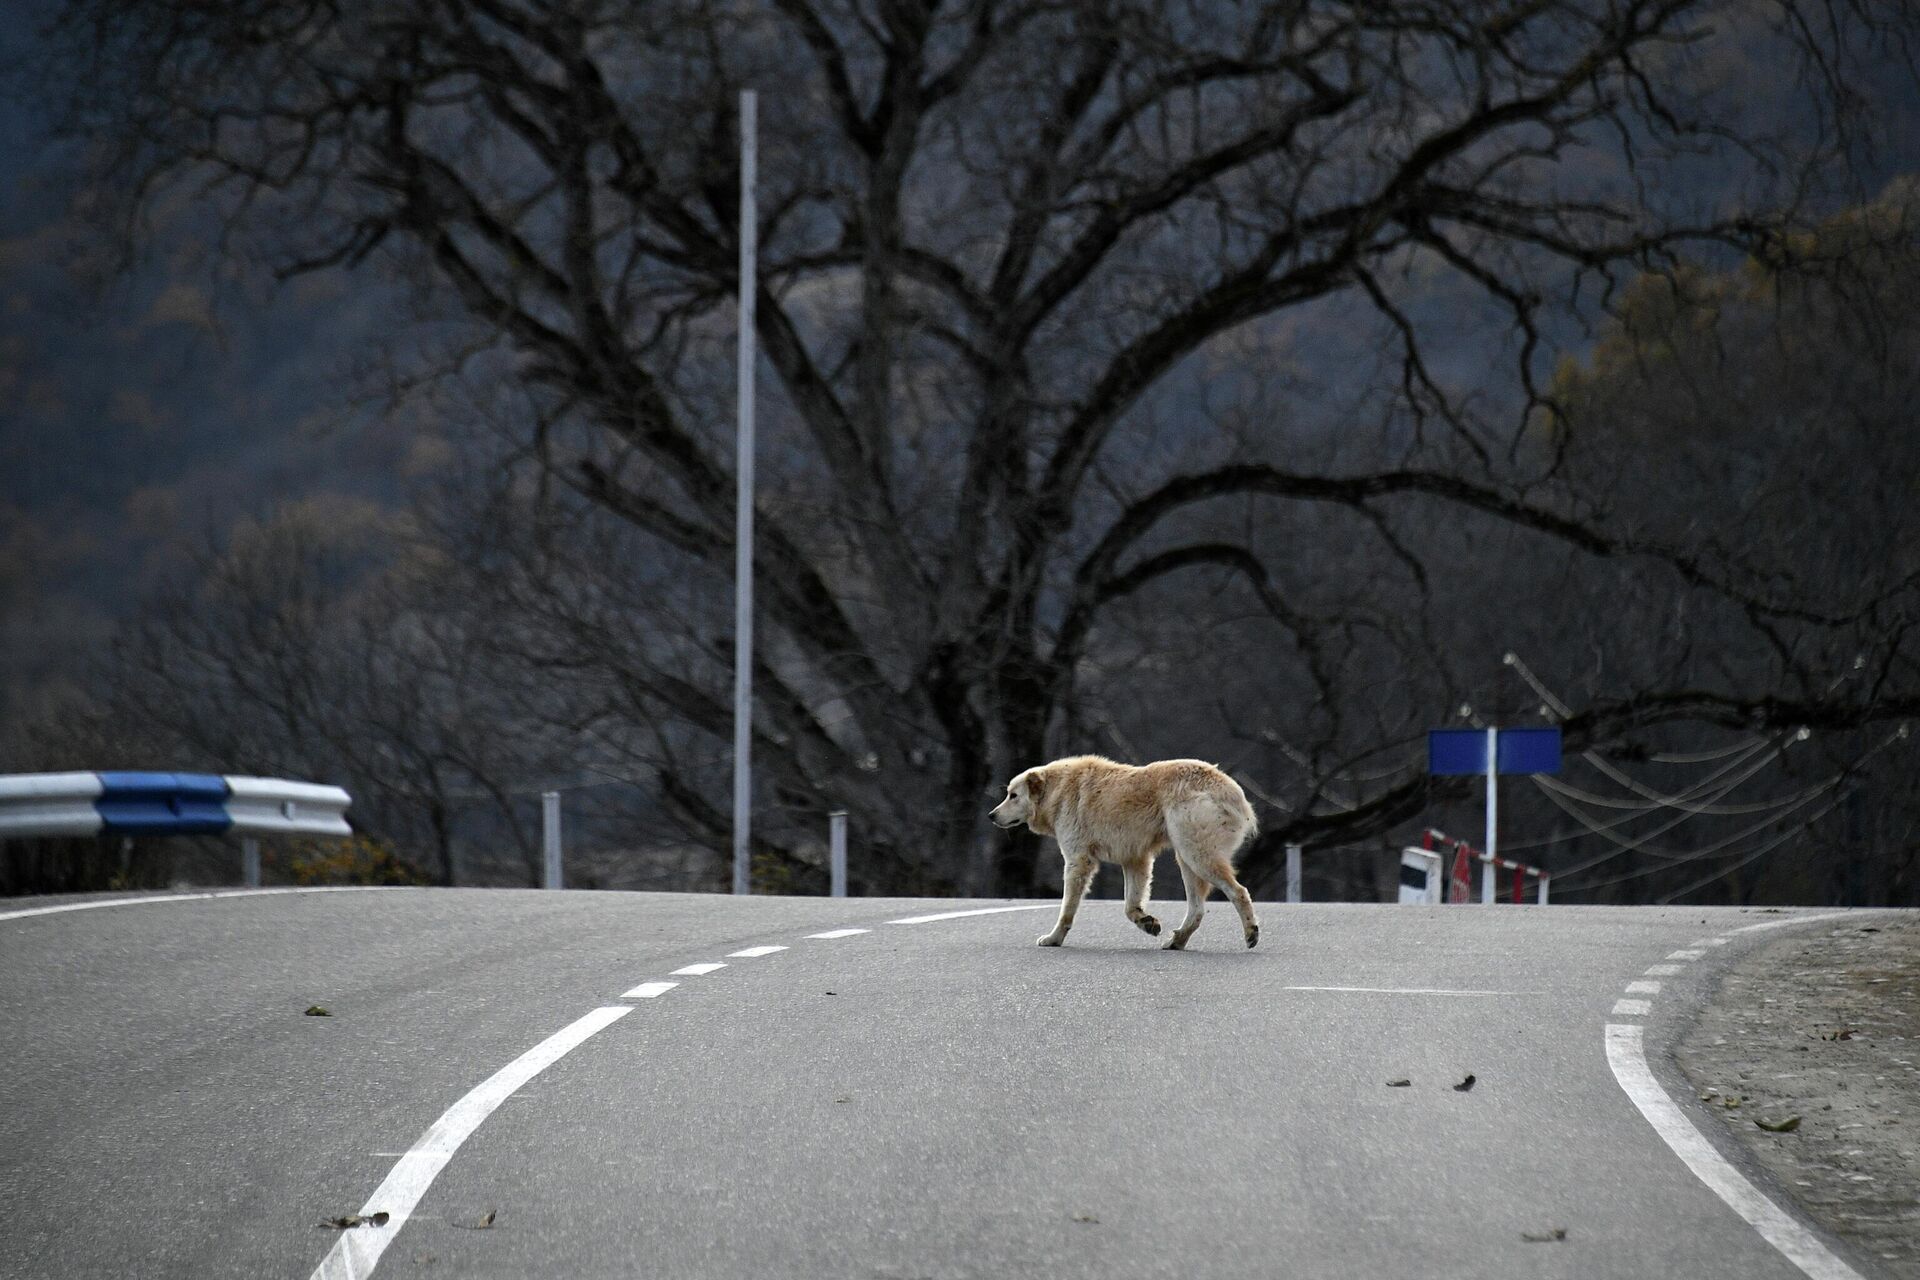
[1170,797,1261,949]
[1038,851,1097,946]
[1121,856,1160,937]
[1198,860,1260,949]
[1164,857,1208,950]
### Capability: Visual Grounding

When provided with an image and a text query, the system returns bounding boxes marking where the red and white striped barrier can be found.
[1422,828,1549,904]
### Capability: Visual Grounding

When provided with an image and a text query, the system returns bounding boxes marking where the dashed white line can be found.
[1605,1022,1864,1280]
[1645,964,1683,976]
[1693,938,1730,947]
[806,928,871,939]
[670,963,727,976]
[727,945,789,958]
[1626,980,1662,995]
[309,1005,632,1280]
[1613,998,1652,1016]
[1669,949,1707,960]
[888,905,1054,924]
[621,981,678,999]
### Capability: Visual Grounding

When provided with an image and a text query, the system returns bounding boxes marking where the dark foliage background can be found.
[4,0,1919,904]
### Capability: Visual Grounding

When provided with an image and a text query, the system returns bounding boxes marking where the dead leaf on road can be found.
[1452,1074,1476,1092]
[1521,1228,1568,1243]
[304,1006,331,1017]
[1755,1116,1802,1133]
[453,1210,497,1229]
[1386,1078,1412,1088]
[319,1212,390,1230]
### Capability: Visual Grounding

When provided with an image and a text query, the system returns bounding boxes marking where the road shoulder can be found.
[1677,913,1920,1278]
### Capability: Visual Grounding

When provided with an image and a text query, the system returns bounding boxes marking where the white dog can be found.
[990,755,1260,950]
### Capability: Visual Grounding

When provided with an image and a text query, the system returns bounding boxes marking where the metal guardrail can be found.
[0,772,352,839]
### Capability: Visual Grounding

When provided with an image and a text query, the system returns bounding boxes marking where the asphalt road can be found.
[0,887,1891,1279]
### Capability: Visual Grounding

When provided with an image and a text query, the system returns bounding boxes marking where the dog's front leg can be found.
[1038,851,1096,946]
[1121,857,1160,937]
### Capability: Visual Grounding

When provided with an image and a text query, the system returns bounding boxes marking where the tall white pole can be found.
[732,90,758,897]
[1482,726,1497,904]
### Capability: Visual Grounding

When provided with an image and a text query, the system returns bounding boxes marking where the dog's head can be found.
[989,766,1048,832]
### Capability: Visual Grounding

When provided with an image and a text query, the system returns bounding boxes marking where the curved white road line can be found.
[0,886,405,923]
[311,1005,632,1280]
[1602,910,1876,1280]
[1605,1023,1862,1280]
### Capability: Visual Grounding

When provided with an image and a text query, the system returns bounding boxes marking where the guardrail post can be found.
[829,810,847,897]
[1538,874,1550,906]
[542,790,562,889]
[242,837,260,888]
[1480,856,1495,905]
[1285,844,1301,903]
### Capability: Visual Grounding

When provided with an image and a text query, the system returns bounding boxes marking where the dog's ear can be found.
[1026,769,1046,799]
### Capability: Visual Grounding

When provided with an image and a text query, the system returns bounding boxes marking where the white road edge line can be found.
[621,981,678,999]
[670,963,727,976]
[0,886,405,923]
[1604,1022,1863,1280]
[727,945,788,957]
[309,1005,632,1280]
[1282,985,1532,996]
[888,905,1054,924]
[806,928,871,939]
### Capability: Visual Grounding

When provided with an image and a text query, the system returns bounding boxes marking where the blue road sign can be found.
[1496,727,1563,775]
[1427,727,1562,776]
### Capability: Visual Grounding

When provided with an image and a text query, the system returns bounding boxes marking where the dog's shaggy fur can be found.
[990,755,1261,950]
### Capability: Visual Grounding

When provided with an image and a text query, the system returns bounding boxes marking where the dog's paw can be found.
[1036,933,1065,947]
[1245,924,1260,949]
[1134,915,1161,936]
[1161,935,1188,951]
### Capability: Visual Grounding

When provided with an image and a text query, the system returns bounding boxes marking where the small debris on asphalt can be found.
[1755,1116,1802,1133]
[304,1006,331,1017]
[453,1210,497,1229]
[1452,1074,1476,1092]
[1521,1227,1568,1243]
[1071,1214,1099,1224]
[1386,1078,1411,1088]
[319,1212,389,1230]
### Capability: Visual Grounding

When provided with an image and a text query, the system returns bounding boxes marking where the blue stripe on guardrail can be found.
[94,772,233,835]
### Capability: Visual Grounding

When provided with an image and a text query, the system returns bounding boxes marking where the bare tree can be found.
[39,0,1920,896]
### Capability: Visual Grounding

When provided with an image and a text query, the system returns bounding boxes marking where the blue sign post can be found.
[1427,727,1562,902]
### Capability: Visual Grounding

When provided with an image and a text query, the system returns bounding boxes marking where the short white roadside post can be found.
[829,810,847,897]
[1481,726,1498,904]
[542,790,563,890]
[1285,844,1302,904]
[242,836,261,888]
[1538,874,1550,906]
